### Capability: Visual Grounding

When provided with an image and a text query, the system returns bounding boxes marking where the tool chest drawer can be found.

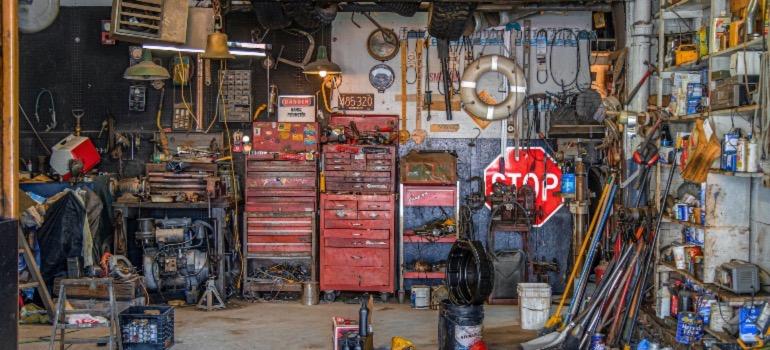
[322,144,396,194]
[320,194,395,293]
[246,215,314,254]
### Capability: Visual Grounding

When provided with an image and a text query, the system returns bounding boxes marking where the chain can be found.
[212,0,222,30]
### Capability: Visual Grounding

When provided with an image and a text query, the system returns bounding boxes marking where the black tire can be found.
[283,2,338,30]
[380,2,420,17]
[252,2,292,30]
[428,2,474,41]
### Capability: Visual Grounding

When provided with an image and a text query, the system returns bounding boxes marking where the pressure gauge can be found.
[367,28,399,61]
[369,64,395,93]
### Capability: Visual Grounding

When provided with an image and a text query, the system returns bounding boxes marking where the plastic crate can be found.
[119,305,174,350]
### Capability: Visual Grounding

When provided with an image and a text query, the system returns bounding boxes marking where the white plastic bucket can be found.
[411,285,430,310]
[517,283,552,330]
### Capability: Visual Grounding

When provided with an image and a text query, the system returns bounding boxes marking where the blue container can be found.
[590,333,606,349]
[561,173,576,195]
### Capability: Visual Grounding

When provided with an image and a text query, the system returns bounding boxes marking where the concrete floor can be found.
[19,300,538,349]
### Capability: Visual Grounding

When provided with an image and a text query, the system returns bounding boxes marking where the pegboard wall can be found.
[19,8,327,177]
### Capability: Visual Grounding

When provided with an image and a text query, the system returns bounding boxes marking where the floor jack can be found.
[197,278,225,311]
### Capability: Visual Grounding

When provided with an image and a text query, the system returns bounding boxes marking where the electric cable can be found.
[535,29,548,84]
[549,28,581,91]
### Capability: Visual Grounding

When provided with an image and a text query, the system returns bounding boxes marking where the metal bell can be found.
[202,31,234,59]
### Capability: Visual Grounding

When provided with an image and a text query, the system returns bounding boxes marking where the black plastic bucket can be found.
[438,300,485,350]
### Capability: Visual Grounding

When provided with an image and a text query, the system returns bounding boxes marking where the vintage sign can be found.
[339,93,375,111]
[484,147,563,227]
[277,95,316,122]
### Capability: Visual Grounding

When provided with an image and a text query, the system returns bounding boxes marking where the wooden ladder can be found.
[18,227,55,320]
[49,278,122,350]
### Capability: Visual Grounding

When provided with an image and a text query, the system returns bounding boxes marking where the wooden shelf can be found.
[403,231,457,243]
[664,59,708,72]
[661,0,709,12]
[669,105,758,122]
[661,215,706,229]
[403,271,445,279]
[657,161,765,179]
[710,37,766,58]
[659,262,770,303]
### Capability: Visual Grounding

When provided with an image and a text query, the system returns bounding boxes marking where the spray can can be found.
[736,136,748,172]
[747,138,759,172]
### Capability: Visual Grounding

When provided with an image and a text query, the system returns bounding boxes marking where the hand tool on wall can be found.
[19,104,51,155]
[35,88,56,131]
[398,37,410,143]
[156,88,171,160]
[437,39,453,121]
[411,37,426,144]
[424,37,433,122]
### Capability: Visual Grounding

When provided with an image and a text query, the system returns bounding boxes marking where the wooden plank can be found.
[119,21,159,30]
[119,11,161,21]
[120,2,161,13]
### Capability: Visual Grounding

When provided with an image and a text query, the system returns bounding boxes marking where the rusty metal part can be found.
[2,0,20,218]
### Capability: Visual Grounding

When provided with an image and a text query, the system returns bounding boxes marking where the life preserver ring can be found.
[460,54,527,121]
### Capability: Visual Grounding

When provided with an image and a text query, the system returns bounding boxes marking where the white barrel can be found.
[517,283,552,330]
[411,285,430,310]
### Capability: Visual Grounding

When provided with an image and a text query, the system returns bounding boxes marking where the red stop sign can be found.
[484,147,563,227]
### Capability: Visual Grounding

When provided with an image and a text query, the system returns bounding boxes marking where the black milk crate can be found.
[119,305,174,350]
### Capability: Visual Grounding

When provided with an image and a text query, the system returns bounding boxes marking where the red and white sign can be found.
[484,147,563,227]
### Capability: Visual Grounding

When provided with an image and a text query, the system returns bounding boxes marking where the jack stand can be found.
[197,278,225,311]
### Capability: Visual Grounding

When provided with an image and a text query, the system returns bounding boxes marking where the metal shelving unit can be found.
[397,182,460,303]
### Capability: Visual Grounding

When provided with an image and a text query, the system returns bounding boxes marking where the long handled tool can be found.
[543,176,615,330]
[566,180,618,323]
[620,148,679,346]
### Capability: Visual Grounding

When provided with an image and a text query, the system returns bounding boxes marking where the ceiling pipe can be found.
[2,0,20,219]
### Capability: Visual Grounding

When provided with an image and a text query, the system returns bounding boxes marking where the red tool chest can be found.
[320,194,395,294]
[322,144,397,193]
[243,122,319,293]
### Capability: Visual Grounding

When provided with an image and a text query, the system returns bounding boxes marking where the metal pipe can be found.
[195,54,204,132]
[574,158,587,265]
[627,0,652,112]
[2,0,20,218]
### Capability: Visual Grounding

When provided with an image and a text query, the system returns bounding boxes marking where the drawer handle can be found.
[368,213,378,218]
[334,204,345,208]
[351,223,362,227]
[351,255,362,260]
[352,233,362,236]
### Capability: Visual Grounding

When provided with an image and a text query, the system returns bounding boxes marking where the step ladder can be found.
[18,227,55,320]
[49,278,122,350]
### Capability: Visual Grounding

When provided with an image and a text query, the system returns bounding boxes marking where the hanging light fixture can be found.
[123,50,170,81]
[202,0,234,60]
[303,45,341,77]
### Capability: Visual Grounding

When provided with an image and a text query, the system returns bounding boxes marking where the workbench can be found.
[113,199,235,298]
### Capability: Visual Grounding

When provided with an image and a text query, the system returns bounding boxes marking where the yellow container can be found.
[675,44,699,65]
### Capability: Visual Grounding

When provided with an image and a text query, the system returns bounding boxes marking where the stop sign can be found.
[484,147,563,227]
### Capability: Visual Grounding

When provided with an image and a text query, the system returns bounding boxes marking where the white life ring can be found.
[460,54,527,121]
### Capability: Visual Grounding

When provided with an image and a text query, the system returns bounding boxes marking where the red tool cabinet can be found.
[320,194,395,295]
[243,122,318,294]
[322,144,397,193]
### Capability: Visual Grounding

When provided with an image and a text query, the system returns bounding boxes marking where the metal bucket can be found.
[302,282,319,306]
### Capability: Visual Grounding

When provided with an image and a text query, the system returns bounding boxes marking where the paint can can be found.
[438,300,484,350]
[411,285,431,310]
[675,312,704,344]
[302,282,319,306]
[709,302,732,333]
[517,283,552,330]
[589,333,606,350]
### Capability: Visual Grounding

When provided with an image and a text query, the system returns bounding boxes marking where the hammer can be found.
[624,61,657,105]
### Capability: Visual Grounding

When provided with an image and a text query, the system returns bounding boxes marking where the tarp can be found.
[37,192,86,288]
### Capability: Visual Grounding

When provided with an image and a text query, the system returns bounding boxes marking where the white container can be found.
[410,285,430,310]
[710,302,733,333]
[517,283,552,330]
[730,51,762,76]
